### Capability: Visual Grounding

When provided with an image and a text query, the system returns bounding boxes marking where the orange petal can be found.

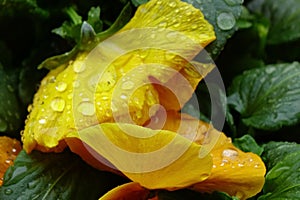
[149,111,266,199]
[99,182,149,200]
[79,123,212,190]
[191,141,266,200]
[0,136,22,186]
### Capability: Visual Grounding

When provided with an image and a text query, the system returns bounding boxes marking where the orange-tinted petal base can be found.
[0,136,22,186]
[99,182,149,200]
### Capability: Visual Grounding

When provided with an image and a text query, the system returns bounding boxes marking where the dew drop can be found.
[55,82,67,92]
[73,61,86,73]
[38,118,46,124]
[166,31,178,42]
[168,1,177,8]
[156,0,162,5]
[27,179,39,189]
[224,0,243,6]
[5,159,12,164]
[50,97,65,112]
[173,22,180,28]
[120,94,128,100]
[100,95,110,101]
[254,164,260,169]
[222,149,238,159]
[73,80,80,88]
[238,163,244,167]
[0,118,8,132]
[191,24,198,30]
[217,12,236,30]
[159,21,167,28]
[4,188,13,195]
[121,81,134,90]
[48,76,56,83]
[77,101,95,116]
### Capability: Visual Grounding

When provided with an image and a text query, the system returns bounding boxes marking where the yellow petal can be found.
[191,140,266,200]
[150,111,266,199]
[22,0,216,157]
[99,182,149,200]
[120,0,216,47]
[79,123,212,190]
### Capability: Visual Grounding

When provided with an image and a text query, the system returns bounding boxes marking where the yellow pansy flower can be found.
[22,0,265,199]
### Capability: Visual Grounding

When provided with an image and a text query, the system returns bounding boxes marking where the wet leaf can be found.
[234,134,263,156]
[228,62,300,130]
[183,0,243,59]
[0,150,128,200]
[258,150,300,200]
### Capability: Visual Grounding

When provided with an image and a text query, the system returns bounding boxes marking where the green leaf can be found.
[87,7,103,33]
[248,0,300,45]
[234,135,264,156]
[258,150,300,200]
[131,0,148,7]
[228,62,300,130]
[0,150,128,200]
[262,141,300,170]
[157,190,238,200]
[0,66,22,133]
[183,0,243,59]
[41,3,132,70]
[52,6,82,44]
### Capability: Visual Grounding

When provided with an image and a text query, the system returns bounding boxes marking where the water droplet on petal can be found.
[238,163,244,167]
[48,76,56,83]
[77,101,95,116]
[159,21,167,28]
[120,94,128,100]
[156,0,162,5]
[73,61,86,73]
[166,31,178,42]
[222,149,238,159]
[173,22,180,28]
[217,12,236,30]
[50,98,65,112]
[38,118,46,124]
[191,24,198,30]
[121,81,134,90]
[168,1,177,7]
[55,82,67,92]
[73,80,80,88]
[254,164,261,168]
